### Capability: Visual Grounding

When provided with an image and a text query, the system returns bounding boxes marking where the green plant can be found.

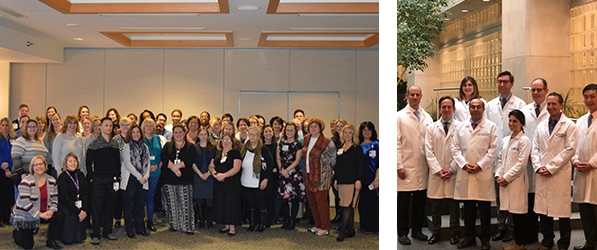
[425,97,438,121]
[562,89,586,119]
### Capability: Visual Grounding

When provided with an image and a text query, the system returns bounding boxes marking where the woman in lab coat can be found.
[454,76,487,122]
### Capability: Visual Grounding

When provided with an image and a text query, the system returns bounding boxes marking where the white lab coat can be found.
[572,112,597,205]
[531,114,576,217]
[495,132,530,214]
[486,95,527,141]
[454,97,488,123]
[425,119,458,199]
[451,118,499,201]
[521,101,549,193]
[397,105,433,192]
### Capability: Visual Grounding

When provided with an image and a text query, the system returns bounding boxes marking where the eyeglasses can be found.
[33,163,45,167]
[497,80,510,84]
[221,138,232,142]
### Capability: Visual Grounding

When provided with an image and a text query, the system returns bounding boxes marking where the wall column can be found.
[0,62,9,119]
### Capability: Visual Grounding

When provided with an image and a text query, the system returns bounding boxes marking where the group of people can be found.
[398,71,597,250]
[0,105,380,249]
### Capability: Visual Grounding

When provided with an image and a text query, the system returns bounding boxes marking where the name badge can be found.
[282,145,289,151]
[113,181,119,191]
[174,159,181,165]
[479,132,489,136]
[220,156,227,163]
[510,146,518,151]
[369,150,376,158]
[75,200,82,209]
[150,155,155,160]
[337,148,344,156]
[555,133,565,138]
[12,123,17,130]
[368,183,374,190]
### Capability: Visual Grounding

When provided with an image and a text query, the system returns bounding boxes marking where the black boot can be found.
[281,217,290,229]
[287,219,296,230]
[205,205,213,229]
[147,220,156,232]
[345,207,355,238]
[196,203,204,229]
[256,208,267,232]
[337,206,353,242]
[247,208,256,232]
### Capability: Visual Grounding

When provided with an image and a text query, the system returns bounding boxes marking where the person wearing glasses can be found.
[210,134,242,236]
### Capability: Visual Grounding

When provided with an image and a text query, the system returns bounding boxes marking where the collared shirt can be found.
[548,113,561,135]
[500,93,513,103]
[469,117,482,128]
[590,110,597,128]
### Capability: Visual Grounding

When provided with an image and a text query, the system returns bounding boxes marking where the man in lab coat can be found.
[451,98,498,250]
[486,71,526,242]
[572,83,597,250]
[425,96,460,245]
[520,78,550,244]
[397,85,433,245]
[531,92,577,250]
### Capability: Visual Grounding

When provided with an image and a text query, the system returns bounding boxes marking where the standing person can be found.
[81,116,92,138]
[105,108,121,122]
[572,83,597,250]
[357,121,379,235]
[52,115,84,177]
[397,85,433,245]
[160,124,197,234]
[15,116,30,138]
[121,125,150,238]
[12,104,29,131]
[486,71,527,242]
[222,122,243,151]
[302,118,336,236]
[186,116,200,144]
[0,117,16,227]
[451,98,498,250]
[12,120,51,187]
[222,113,234,125]
[495,110,532,250]
[57,153,89,245]
[521,78,550,245]
[141,118,165,232]
[45,113,62,173]
[454,76,487,122]
[35,116,47,141]
[156,113,172,141]
[425,96,460,245]
[192,127,217,229]
[138,110,155,127]
[127,114,138,126]
[209,134,242,236]
[270,116,284,143]
[86,117,121,245]
[531,92,577,250]
[11,155,64,250]
[262,124,278,227]
[45,107,57,130]
[333,123,365,242]
[236,118,250,144]
[164,109,182,132]
[199,111,211,131]
[77,106,90,133]
[240,126,274,232]
[112,117,131,229]
[209,117,222,144]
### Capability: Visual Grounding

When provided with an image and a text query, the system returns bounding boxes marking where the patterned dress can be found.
[277,140,305,202]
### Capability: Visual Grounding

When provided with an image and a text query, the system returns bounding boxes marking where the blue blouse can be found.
[360,140,379,185]
[0,137,12,170]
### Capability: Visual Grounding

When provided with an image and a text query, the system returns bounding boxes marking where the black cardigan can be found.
[334,145,366,184]
[57,170,89,214]
[241,146,274,183]
[160,141,197,185]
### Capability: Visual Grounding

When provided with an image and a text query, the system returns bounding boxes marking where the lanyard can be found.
[66,171,80,198]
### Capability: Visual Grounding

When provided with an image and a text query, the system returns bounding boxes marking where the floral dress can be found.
[277,140,305,202]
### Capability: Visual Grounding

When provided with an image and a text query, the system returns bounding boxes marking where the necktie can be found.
[590,114,593,128]
[549,119,556,135]
[471,122,477,130]
[414,110,420,121]
[501,98,507,110]
[443,122,449,134]
[535,104,540,117]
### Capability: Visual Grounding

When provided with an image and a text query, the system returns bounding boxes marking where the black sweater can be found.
[86,136,121,182]
[334,145,366,184]
[160,141,197,185]
[57,170,89,214]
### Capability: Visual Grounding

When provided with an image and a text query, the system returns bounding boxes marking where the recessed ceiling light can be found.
[119,27,205,30]
[73,38,83,41]
[237,5,260,11]
[67,23,80,27]
[483,0,490,2]
[461,9,469,13]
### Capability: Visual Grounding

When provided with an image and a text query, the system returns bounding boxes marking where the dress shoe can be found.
[457,239,476,249]
[492,230,506,241]
[186,231,194,235]
[503,232,514,242]
[450,234,460,245]
[538,245,553,250]
[503,241,525,250]
[286,220,296,230]
[105,233,117,240]
[147,220,157,232]
[574,244,596,250]
[281,219,290,229]
[219,228,230,233]
[228,230,236,237]
[91,237,100,245]
[398,235,411,245]
[480,241,491,250]
[307,227,320,233]
[314,230,329,236]
[114,220,122,228]
[428,233,440,245]
[127,232,136,238]
[346,229,355,238]
[138,231,150,236]
[46,240,62,249]
[412,232,428,241]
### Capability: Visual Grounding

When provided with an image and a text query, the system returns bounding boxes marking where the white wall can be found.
[10,48,378,129]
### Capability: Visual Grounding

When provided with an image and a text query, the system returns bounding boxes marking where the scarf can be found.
[240,139,263,175]
[129,139,149,174]
[303,134,331,192]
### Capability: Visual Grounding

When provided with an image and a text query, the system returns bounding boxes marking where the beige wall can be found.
[10,48,378,128]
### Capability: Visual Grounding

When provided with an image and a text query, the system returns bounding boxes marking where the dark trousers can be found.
[463,200,491,242]
[358,186,379,232]
[123,176,147,235]
[512,213,531,246]
[0,174,14,223]
[397,190,427,236]
[13,211,65,249]
[91,178,116,238]
[428,198,460,235]
[539,214,571,249]
[264,178,277,226]
[495,182,514,232]
[579,203,597,247]
[114,188,123,221]
[523,193,539,244]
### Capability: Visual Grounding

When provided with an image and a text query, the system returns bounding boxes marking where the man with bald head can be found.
[397,85,433,245]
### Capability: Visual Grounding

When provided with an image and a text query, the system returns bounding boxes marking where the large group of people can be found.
[0,105,380,248]
[398,71,597,250]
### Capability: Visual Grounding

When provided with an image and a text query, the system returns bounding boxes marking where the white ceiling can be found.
[0,0,378,51]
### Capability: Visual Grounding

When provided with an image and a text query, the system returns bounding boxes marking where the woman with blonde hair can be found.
[52,115,84,176]
[35,116,47,141]
[0,117,16,227]
[57,152,88,245]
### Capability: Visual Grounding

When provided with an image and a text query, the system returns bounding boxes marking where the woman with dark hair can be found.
[262,125,278,227]
[0,117,16,227]
[12,120,50,186]
[192,127,217,229]
[495,110,531,250]
[186,116,200,144]
[57,152,88,245]
[222,122,242,151]
[235,118,250,144]
[302,118,336,236]
[105,108,121,122]
[221,113,234,125]
[357,121,379,234]
[270,116,284,143]
[76,106,89,122]
[334,123,366,241]
[121,124,150,238]
[454,76,487,122]
[209,134,242,236]
[277,121,304,230]
[52,115,84,177]
[199,111,211,131]
[127,113,138,126]
[139,110,155,126]
[160,124,197,234]
[11,155,64,249]
[240,126,274,232]
[46,107,58,129]
[45,113,62,173]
